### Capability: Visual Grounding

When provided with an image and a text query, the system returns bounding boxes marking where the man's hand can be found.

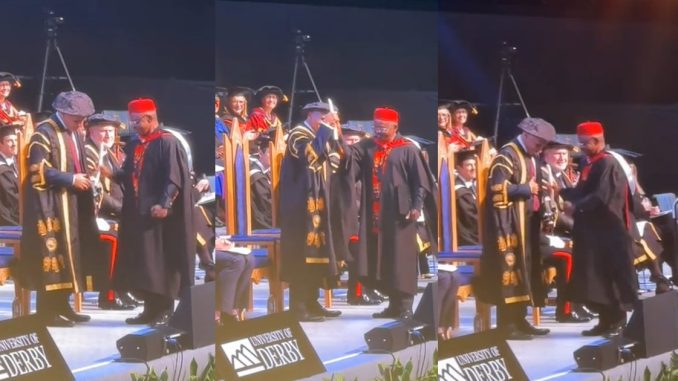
[528,177,539,195]
[150,204,169,219]
[449,142,462,153]
[406,209,421,221]
[73,174,92,191]
[99,165,112,179]
[215,236,233,251]
[194,179,210,193]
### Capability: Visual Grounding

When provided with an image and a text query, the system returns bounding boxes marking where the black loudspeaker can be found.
[117,326,183,361]
[413,281,438,340]
[573,336,628,371]
[169,281,216,349]
[623,290,678,357]
[365,321,413,352]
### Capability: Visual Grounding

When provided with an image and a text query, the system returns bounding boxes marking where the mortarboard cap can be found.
[0,123,19,139]
[86,113,122,129]
[226,86,254,102]
[449,100,478,115]
[0,72,20,88]
[302,102,330,114]
[255,85,287,103]
[405,135,434,148]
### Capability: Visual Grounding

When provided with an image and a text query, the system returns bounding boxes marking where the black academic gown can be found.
[474,139,547,307]
[561,152,637,307]
[114,129,195,299]
[279,123,341,286]
[18,116,101,292]
[0,155,19,225]
[84,139,124,220]
[344,134,437,296]
[454,175,479,246]
[249,158,273,230]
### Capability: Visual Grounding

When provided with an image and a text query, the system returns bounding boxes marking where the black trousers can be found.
[289,281,322,313]
[497,302,528,329]
[216,251,255,313]
[386,290,414,313]
[36,289,72,317]
[438,271,460,327]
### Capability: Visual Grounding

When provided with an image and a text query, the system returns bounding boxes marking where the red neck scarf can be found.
[371,137,411,233]
[132,129,164,198]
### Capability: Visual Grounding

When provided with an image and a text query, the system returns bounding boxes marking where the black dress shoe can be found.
[504,325,532,341]
[347,294,382,306]
[125,311,156,325]
[99,298,136,311]
[582,323,612,336]
[372,308,400,319]
[60,309,91,323]
[516,321,550,335]
[295,312,325,322]
[44,315,75,328]
[556,311,592,323]
[309,305,342,318]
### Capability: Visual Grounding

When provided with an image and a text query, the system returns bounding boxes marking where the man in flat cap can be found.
[109,98,195,326]
[341,107,437,320]
[0,123,20,226]
[279,101,343,322]
[561,121,637,336]
[83,114,136,311]
[18,91,101,327]
[474,117,555,340]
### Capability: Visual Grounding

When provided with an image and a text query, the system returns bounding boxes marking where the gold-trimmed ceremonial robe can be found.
[474,139,547,307]
[18,116,100,292]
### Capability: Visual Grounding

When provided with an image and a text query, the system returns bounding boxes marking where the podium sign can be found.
[216,312,325,381]
[438,329,527,381]
[0,315,73,380]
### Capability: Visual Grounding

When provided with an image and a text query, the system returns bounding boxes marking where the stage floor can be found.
[0,269,667,380]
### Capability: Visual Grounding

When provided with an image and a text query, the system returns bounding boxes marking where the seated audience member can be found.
[216,236,256,323]
[454,150,479,246]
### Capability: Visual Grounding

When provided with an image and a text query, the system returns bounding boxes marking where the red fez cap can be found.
[576,121,604,137]
[128,98,157,113]
[374,107,399,123]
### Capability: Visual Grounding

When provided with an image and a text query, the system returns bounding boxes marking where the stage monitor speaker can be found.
[573,336,628,371]
[623,289,678,357]
[169,281,216,349]
[413,281,438,340]
[365,321,412,352]
[117,326,183,362]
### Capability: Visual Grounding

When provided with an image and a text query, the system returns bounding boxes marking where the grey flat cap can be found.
[52,91,95,117]
[517,117,556,142]
[301,102,330,113]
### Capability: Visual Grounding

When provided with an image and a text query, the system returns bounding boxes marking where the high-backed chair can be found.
[437,134,492,331]
[222,121,283,314]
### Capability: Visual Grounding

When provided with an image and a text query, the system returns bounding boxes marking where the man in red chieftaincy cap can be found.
[339,107,437,320]
[560,121,638,337]
[104,98,196,326]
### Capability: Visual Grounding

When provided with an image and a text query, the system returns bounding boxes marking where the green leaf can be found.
[644,366,652,381]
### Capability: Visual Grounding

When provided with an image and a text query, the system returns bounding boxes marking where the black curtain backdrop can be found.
[1,0,214,175]
[439,11,678,194]
[216,1,437,140]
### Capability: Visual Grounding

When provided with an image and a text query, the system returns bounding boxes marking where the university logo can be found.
[220,338,265,377]
[438,358,467,381]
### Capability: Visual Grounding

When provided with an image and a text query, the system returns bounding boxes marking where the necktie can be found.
[66,132,82,173]
[528,157,540,212]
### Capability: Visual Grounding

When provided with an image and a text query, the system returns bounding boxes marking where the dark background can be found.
[2,0,214,175]
[216,1,437,143]
[439,2,678,194]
